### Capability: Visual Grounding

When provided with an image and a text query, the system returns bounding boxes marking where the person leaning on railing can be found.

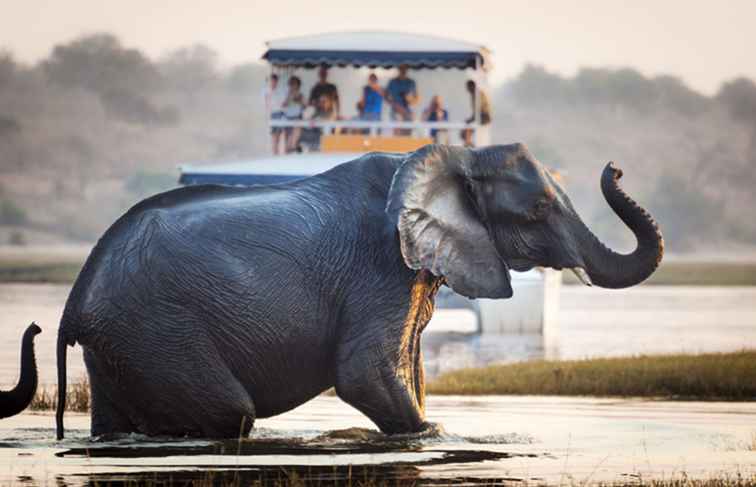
[298,94,340,152]
[385,64,418,136]
[361,73,384,122]
[282,76,305,154]
[263,73,287,155]
[461,80,491,148]
[308,66,340,118]
[422,95,449,144]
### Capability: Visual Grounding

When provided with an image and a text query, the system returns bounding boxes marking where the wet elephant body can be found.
[56,144,663,439]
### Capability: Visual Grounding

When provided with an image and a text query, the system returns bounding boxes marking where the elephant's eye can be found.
[532,199,552,219]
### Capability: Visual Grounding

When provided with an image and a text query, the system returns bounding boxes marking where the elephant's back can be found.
[61,183,325,342]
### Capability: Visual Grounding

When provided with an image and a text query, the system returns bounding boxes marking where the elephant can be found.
[55,143,663,439]
[1,323,41,419]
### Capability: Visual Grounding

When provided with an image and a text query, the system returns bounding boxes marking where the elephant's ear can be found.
[386,145,512,299]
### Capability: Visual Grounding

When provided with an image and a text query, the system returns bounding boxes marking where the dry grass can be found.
[30,376,90,412]
[0,248,85,283]
[427,350,756,400]
[0,260,83,283]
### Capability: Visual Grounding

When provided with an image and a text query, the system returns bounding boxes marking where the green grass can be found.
[426,350,756,400]
[563,261,756,286]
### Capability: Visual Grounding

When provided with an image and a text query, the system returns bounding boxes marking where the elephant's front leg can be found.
[335,270,441,435]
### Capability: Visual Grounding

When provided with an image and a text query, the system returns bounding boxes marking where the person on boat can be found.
[385,64,418,135]
[350,100,369,135]
[360,73,384,122]
[308,66,340,118]
[422,95,449,144]
[282,76,305,153]
[461,80,491,147]
[299,93,339,151]
[263,73,286,155]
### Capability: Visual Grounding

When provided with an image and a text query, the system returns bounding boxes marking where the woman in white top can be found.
[263,74,287,155]
[282,76,305,153]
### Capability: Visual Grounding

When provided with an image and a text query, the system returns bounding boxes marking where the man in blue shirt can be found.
[360,73,384,122]
[385,64,418,135]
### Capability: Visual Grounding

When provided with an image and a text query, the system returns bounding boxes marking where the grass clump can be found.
[30,377,90,412]
[427,350,756,400]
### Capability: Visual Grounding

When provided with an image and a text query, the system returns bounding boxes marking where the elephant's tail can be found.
[56,328,67,440]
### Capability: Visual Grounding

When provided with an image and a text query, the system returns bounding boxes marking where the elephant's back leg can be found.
[83,327,256,438]
[84,349,137,437]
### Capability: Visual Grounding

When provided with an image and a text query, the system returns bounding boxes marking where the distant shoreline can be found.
[32,350,756,412]
[427,350,756,400]
[2,245,756,286]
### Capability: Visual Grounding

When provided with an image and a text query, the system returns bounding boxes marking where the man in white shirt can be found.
[263,74,286,155]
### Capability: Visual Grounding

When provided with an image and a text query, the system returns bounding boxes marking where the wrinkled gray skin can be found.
[56,144,663,439]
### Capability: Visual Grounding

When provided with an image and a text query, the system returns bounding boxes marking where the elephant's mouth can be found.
[506,257,593,286]
[508,258,537,273]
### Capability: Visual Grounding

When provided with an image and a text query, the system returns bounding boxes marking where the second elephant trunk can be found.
[0,323,41,419]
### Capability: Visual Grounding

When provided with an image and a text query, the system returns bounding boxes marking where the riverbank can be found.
[32,351,756,412]
[427,350,756,399]
[2,246,756,285]
[0,245,88,283]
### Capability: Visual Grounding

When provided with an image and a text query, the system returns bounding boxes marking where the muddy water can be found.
[1,397,754,485]
[2,283,755,385]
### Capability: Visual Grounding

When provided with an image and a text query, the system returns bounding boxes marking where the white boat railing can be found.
[268,119,481,138]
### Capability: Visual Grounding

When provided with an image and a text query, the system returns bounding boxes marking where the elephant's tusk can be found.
[571,267,593,286]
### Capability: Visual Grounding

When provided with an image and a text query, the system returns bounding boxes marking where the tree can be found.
[43,33,161,95]
[717,77,756,125]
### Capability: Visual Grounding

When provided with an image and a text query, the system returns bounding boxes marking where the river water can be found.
[1,398,754,485]
[0,283,754,484]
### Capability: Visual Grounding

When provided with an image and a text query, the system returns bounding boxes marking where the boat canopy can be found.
[262,31,491,70]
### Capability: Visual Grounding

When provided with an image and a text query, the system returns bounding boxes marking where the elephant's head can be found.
[386,144,664,298]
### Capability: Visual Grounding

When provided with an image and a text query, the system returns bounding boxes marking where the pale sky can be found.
[2,0,752,94]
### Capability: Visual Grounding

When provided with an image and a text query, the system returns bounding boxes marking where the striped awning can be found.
[263,31,491,71]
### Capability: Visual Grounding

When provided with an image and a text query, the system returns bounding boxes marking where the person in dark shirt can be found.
[308,66,340,117]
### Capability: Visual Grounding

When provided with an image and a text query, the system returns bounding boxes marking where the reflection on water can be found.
[1,396,754,485]
[1,284,756,384]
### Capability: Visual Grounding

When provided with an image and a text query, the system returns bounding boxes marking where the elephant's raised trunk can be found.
[0,323,41,419]
[578,163,664,289]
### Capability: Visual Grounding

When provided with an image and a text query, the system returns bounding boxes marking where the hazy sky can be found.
[3,0,752,94]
